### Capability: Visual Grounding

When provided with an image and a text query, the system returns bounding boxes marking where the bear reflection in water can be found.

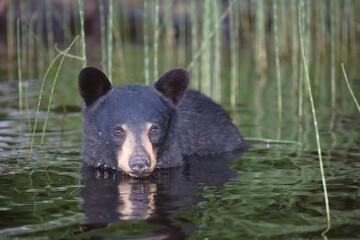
[80,150,244,225]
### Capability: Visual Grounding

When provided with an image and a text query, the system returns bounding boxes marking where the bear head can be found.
[78,67,189,177]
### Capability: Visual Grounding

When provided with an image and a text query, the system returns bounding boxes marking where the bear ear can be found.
[78,67,112,107]
[154,68,190,106]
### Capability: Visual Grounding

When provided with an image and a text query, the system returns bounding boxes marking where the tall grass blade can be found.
[7,0,15,81]
[41,39,79,145]
[341,63,360,113]
[19,1,27,78]
[230,0,239,107]
[187,0,234,71]
[190,0,199,89]
[299,1,330,236]
[153,0,160,80]
[254,0,267,75]
[212,0,221,102]
[29,36,80,159]
[200,0,211,96]
[113,1,127,83]
[78,0,87,67]
[290,0,299,99]
[273,0,282,120]
[144,0,150,85]
[163,0,174,70]
[17,18,23,121]
[99,0,107,73]
[45,0,55,59]
[330,1,336,109]
[244,137,302,146]
[107,0,114,83]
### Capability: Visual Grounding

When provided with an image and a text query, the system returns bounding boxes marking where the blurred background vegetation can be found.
[0,0,359,128]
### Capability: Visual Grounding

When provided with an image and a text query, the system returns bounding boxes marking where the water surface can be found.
[0,68,359,239]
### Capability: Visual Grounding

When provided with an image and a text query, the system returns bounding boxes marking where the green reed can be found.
[29,36,79,159]
[254,0,267,76]
[17,18,23,121]
[230,0,239,107]
[290,0,298,84]
[113,1,127,83]
[99,0,107,73]
[341,63,360,114]
[330,1,336,109]
[144,0,150,85]
[212,0,221,102]
[153,0,160,80]
[299,1,330,236]
[19,1,26,77]
[41,38,79,145]
[200,0,211,96]
[273,0,282,120]
[190,0,199,90]
[107,0,114,83]
[78,0,87,67]
[7,0,15,81]
[45,0,55,59]
[187,0,234,71]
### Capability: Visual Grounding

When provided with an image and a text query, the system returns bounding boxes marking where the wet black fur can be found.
[79,67,247,172]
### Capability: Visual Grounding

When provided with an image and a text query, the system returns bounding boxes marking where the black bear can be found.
[78,67,246,177]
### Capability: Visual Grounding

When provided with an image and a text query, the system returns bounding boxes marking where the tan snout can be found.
[117,123,157,177]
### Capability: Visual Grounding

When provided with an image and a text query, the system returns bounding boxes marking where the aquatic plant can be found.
[298,0,330,235]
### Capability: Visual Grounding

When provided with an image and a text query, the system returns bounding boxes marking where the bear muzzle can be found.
[116,123,158,177]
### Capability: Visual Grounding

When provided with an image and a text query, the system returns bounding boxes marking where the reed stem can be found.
[341,63,360,113]
[200,0,211,96]
[153,0,160,80]
[45,0,55,59]
[245,137,302,146]
[273,0,283,120]
[190,0,199,89]
[30,36,80,159]
[107,0,114,83]
[299,1,330,235]
[41,39,80,145]
[230,0,239,107]
[212,0,221,102]
[7,0,15,81]
[144,0,150,85]
[99,0,107,73]
[254,0,267,75]
[187,0,234,71]
[113,2,127,83]
[78,0,87,67]
[17,18,23,120]
[330,1,336,109]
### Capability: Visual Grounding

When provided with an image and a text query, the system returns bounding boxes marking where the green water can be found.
[0,59,360,239]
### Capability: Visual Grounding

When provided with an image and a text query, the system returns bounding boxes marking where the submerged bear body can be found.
[79,67,246,177]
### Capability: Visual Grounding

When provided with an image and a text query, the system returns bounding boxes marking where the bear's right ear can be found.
[154,68,190,106]
[78,67,112,107]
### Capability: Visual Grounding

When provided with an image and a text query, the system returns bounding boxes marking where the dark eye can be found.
[150,126,159,135]
[114,127,125,135]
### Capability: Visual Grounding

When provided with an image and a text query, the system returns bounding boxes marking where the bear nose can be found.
[129,158,150,175]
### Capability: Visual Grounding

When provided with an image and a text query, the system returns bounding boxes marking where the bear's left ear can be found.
[78,67,112,107]
[154,68,190,106]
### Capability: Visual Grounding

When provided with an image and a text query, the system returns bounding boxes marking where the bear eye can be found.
[114,127,125,135]
[149,125,159,135]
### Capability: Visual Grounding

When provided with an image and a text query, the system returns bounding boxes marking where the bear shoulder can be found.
[176,89,246,156]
